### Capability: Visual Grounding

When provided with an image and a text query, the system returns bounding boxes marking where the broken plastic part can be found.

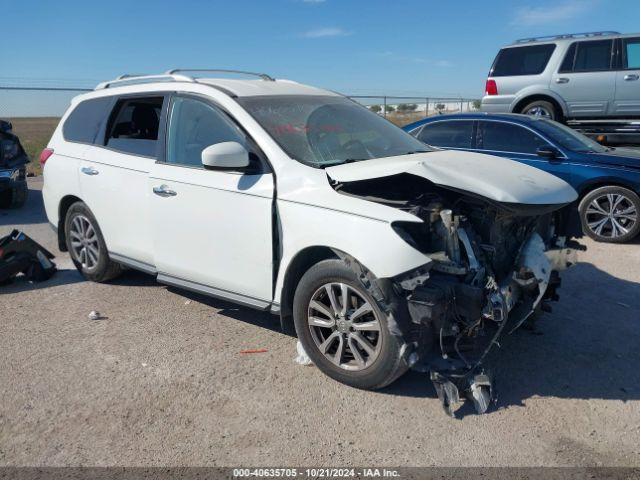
[294,340,313,366]
[0,230,56,284]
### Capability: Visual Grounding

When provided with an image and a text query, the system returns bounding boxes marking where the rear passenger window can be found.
[479,121,548,154]
[572,40,613,72]
[491,44,556,77]
[623,38,640,69]
[105,97,164,157]
[417,121,474,149]
[63,97,113,144]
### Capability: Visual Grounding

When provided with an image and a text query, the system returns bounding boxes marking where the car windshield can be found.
[236,95,431,167]
[534,119,609,153]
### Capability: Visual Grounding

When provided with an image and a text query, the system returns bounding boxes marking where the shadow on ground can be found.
[0,185,47,227]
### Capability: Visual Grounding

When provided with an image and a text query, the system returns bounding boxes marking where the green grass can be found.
[7,117,60,176]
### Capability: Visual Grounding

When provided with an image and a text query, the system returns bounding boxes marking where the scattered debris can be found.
[184,300,191,305]
[0,230,56,284]
[141,362,148,367]
[240,348,268,354]
[294,340,313,366]
[88,311,102,321]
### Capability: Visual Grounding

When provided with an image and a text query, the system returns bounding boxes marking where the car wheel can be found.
[579,186,640,243]
[293,259,407,390]
[8,181,28,209]
[520,100,558,121]
[64,201,123,282]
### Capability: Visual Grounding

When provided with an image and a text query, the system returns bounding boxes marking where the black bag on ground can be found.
[0,230,56,284]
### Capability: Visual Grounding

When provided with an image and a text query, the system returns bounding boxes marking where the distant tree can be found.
[397,103,418,113]
[435,103,446,113]
[370,104,382,113]
[385,105,396,113]
[472,99,481,110]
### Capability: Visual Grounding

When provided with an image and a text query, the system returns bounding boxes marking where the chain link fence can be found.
[0,82,479,174]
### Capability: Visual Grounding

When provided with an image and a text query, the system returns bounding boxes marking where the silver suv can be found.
[481,31,640,121]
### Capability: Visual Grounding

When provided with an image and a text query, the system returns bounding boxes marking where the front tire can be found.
[293,259,407,390]
[0,181,27,209]
[579,186,640,243]
[64,201,123,282]
[520,100,559,121]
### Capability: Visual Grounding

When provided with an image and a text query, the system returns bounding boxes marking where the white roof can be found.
[198,78,337,97]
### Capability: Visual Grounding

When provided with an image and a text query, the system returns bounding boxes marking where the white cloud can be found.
[301,27,352,38]
[511,0,595,26]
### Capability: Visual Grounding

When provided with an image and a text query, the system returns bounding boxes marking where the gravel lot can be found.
[1,178,639,467]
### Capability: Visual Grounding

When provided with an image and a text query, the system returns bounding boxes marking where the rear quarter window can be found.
[491,44,556,77]
[63,97,113,144]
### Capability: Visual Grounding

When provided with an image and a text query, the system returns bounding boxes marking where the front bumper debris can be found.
[404,233,581,417]
[0,230,57,284]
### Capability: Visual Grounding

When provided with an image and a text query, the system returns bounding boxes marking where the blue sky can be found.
[2,0,640,98]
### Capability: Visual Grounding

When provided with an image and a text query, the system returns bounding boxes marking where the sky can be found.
[1,0,640,106]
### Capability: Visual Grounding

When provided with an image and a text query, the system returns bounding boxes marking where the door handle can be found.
[555,77,570,84]
[152,184,177,197]
[80,166,99,176]
[624,74,639,81]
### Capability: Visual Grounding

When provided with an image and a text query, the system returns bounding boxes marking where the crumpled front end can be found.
[333,172,584,416]
[396,198,582,416]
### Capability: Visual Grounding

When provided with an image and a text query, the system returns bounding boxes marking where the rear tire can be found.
[0,181,27,209]
[520,100,559,121]
[9,181,28,209]
[64,201,123,282]
[293,259,408,390]
[579,186,640,243]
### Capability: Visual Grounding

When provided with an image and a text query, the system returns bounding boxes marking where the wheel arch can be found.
[57,194,83,251]
[513,93,566,119]
[576,178,640,208]
[278,246,340,335]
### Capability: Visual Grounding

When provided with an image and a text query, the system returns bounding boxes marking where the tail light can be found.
[39,148,54,167]
[485,79,498,96]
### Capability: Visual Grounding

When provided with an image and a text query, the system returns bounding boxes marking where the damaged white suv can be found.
[42,70,581,414]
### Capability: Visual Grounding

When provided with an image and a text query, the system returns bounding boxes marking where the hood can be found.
[586,147,640,170]
[325,150,578,206]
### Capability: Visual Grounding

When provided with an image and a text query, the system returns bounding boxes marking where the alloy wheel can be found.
[585,193,638,239]
[307,282,382,371]
[524,106,552,118]
[69,214,100,269]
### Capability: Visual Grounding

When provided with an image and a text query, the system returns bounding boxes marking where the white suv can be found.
[42,70,579,412]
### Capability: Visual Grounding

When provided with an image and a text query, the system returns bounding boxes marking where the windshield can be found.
[237,95,431,167]
[534,118,608,153]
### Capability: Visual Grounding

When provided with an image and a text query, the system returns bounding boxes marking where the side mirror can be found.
[201,142,249,170]
[537,145,561,159]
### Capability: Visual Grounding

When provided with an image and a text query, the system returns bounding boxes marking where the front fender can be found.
[274,199,431,302]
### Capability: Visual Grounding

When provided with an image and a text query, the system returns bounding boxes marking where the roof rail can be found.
[515,31,620,43]
[166,69,275,81]
[95,73,195,90]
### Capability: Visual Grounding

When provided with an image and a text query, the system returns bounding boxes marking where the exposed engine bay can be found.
[334,173,584,416]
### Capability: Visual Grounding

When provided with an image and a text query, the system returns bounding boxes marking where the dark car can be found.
[404,113,640,243]
[0,120,28,209]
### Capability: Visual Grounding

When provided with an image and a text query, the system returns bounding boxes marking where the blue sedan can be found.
[403,113,640,243]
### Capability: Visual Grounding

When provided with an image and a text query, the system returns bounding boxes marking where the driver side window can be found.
[167,96,248,167]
